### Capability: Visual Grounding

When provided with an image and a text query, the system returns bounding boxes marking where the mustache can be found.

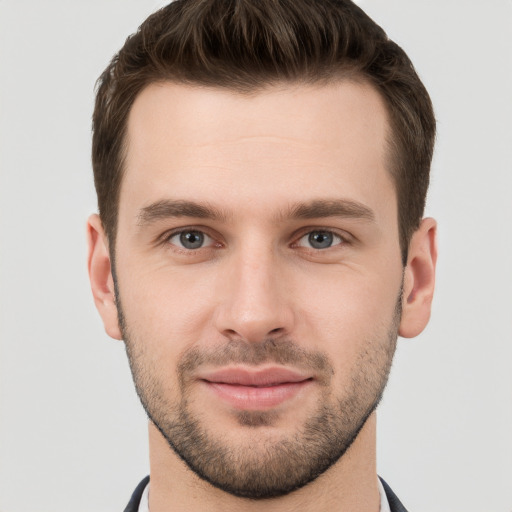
[178,338,334,385]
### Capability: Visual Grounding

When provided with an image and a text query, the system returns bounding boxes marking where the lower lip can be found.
[202,380,312,410]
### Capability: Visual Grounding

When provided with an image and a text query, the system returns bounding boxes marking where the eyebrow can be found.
[137,198,375,226]
[286,199,375,222]
[138,199,230,226]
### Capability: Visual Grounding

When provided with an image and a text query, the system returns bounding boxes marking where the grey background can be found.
[0,1,511,511]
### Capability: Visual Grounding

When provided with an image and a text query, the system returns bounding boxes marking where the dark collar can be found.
[380,477,409,512]
[123,475,149,512]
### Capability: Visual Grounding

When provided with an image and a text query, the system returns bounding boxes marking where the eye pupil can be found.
[308,231,333,249]
[180,231,204,249]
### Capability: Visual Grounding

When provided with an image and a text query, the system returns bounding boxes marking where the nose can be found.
[213,245,295,343]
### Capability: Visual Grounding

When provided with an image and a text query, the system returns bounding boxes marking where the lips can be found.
[198,367,313,410]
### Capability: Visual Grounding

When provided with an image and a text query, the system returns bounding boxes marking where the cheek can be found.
[118,271,213,399]
[117,260,219,351]
[294,267,401,359]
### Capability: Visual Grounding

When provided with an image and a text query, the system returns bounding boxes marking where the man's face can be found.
[113,81,404,498]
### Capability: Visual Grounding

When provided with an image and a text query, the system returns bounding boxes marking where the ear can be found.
[399,218,438,338]
[87,214,123,340]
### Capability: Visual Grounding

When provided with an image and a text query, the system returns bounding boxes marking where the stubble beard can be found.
[116,286,401,499]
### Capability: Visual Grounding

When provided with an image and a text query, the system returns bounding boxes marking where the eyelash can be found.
[159,228,222,253]
[292,230,346,250]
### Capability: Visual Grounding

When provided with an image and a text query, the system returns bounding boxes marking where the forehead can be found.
[126,79,390,157]
[121,80,394,223]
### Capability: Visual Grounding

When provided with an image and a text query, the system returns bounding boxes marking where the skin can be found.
[88,80,437,512]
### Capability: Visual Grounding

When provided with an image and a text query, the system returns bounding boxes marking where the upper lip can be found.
[199,367,312,387]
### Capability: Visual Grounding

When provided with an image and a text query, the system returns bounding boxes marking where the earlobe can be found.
[399,218,437,338]
[87,214,123,340]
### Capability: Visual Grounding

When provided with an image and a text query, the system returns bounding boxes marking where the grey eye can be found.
[297,230,343,249]
[180,231,204,249]
[308,231,333,249]
[169,230,210,249]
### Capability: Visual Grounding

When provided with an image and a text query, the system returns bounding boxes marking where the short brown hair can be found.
[92,0,435,263]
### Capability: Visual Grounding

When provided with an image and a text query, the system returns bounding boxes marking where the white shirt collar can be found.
[378,478,392,512]
[138,479,391,512]
[138,481,150,512]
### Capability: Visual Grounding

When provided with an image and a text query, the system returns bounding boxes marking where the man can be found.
[87,0,437,510]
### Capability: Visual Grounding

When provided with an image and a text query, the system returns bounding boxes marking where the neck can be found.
[147,413,380,512]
